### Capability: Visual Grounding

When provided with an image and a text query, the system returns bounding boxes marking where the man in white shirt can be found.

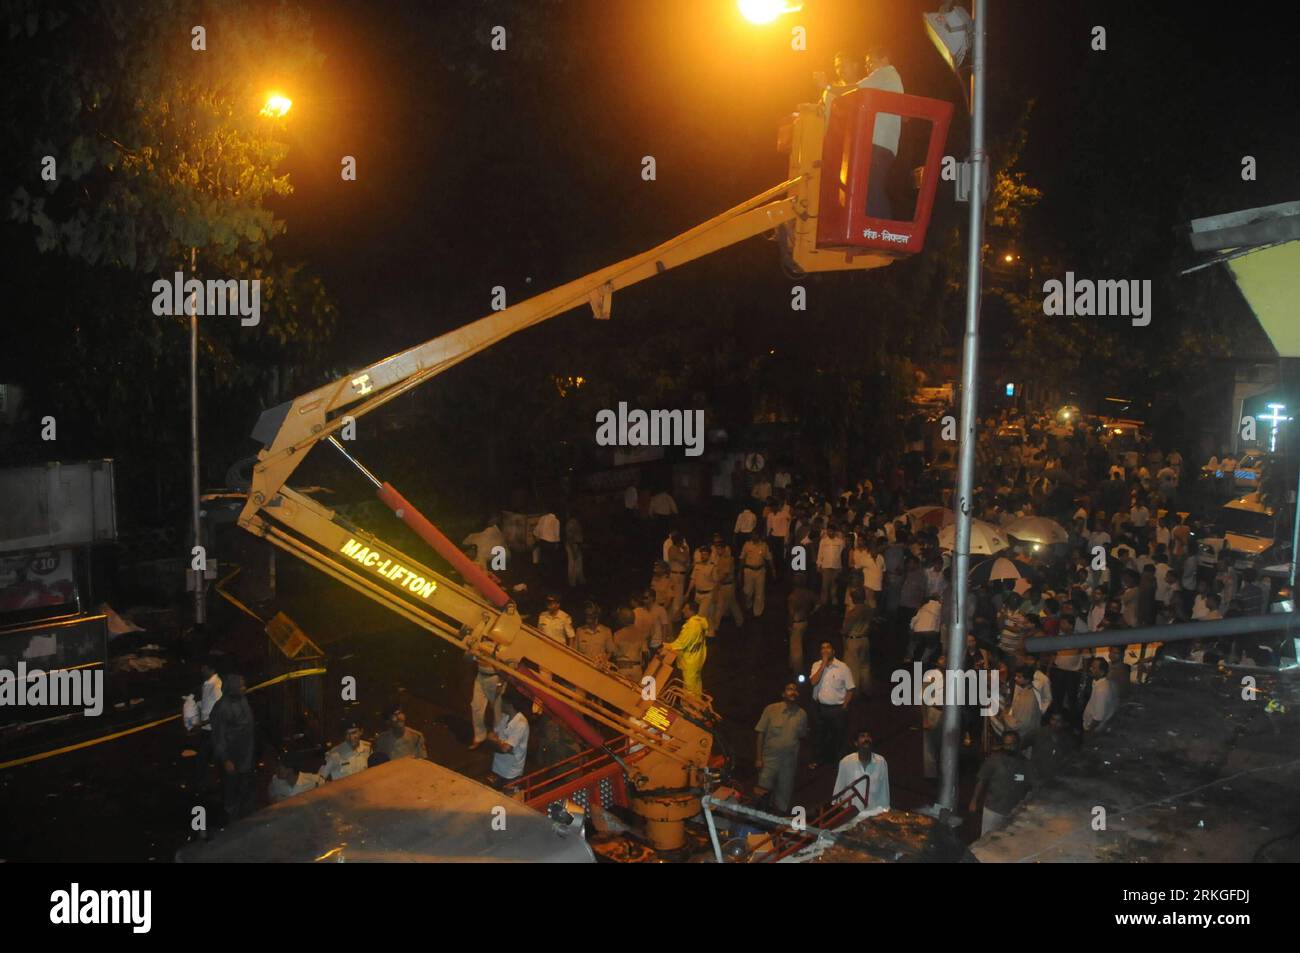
[1031,657,1053,715]
[734,505,758,552]
[268,761,325,803]
[809,641,855,769]
[488,694,530,785]
[1088,521,1112,552]
[463,516,506,571]
[858,47,905,219]
[1202,593,1223,621]
[536,593,575,646]
[766,499,792,566]
[1191,580,1211,620]
[1181,551,1200,594]
[833,731,891,816]
[195,662,223,791]
[1130,501,1151,550]
[1083,658,1118,732]
[858,540,885,611]
[648,489,678,518]
[623,485,639,512]
[533,511,562,586]
[907,597,943,664]
[1086,587,1107,632]
[991,667,1042,739]
[1050,605,1085,721]
[816,525,846,608]
[199,663,222,729]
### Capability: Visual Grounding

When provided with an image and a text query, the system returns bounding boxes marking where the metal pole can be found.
[190,246,206,625]
[1291,468,1300,591]
[1289,375,1300,587]
[1025,611,1298,653]
[938,0,987,813]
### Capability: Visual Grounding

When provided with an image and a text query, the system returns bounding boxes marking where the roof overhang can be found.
[1187,201,1300,357]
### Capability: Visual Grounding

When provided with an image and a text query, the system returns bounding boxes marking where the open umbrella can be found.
[968,556,1039,586]
[938,519,1009,555]
[1004,515,1068,545]
[905,505,955,529]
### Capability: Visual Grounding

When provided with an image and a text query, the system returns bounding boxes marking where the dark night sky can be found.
[265,0,1300,368]
[4,0,1298,502]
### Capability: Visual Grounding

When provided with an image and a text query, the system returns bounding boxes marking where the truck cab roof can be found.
[176,759,595,863]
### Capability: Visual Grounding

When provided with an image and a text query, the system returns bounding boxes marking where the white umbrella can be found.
[905,506,955,529]
[969,556,1033,585]
[938,519,1009,555]
[1004,515,1068,545]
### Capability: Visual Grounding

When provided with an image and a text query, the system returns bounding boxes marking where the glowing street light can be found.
[1260,403,1292,452]
[261,93,293,118]
[738,0,802,25]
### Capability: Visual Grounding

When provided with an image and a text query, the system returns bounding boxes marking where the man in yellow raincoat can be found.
[667,598,709,698]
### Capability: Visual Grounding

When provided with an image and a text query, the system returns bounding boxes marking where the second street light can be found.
[189,90,294,627]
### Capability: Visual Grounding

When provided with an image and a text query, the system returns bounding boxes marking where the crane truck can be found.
[225,86,954,859]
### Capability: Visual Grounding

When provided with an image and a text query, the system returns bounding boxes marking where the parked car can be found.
[1198,492,1291,570]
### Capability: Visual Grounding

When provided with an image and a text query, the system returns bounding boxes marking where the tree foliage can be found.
[2,0,336,516]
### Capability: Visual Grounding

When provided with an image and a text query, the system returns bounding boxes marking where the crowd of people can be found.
[186,659,451,825]
[449,402,1287,838]
[191,402,1286,843]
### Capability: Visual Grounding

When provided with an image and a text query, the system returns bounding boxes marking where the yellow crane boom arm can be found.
[231,176,833,794]
[243,178,801,510]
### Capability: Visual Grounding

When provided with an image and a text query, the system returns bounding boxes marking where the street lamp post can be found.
[938,0,987,815]
[188,92,292,627]
[189,244,205,625]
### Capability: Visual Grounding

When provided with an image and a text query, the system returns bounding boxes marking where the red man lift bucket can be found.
[817,88,954,256]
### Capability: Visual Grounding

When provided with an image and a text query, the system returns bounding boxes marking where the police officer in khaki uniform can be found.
[754,682,810,813]
[708,537,744,634]
[612,606,648,682]
[321,720,372,780]
[467,648,503,750]
[374,705,428,761]
[664,533,691,620]
[740,531,774,618]
[686,547,715,633]
[575,601,616,665]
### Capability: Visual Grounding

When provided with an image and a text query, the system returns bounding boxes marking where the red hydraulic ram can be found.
[376,482,510,607]
[374,480,606,751]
